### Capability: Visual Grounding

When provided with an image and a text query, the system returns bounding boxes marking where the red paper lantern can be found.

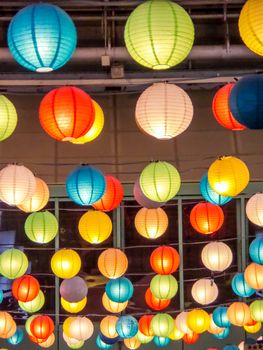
[39,86,95,141]
[29,335,49,344]
[150,246,180,275]
[138,315,154,336]
[183,332,199,344]
[12,275,40,302]
[30,316,54,340]
[92,175,124,212]
[212,83,246,131]
[145,288,170,311]
[190,202,224,234]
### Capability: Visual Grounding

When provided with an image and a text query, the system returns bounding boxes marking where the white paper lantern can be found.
[191,278,218,305]
[135,83,193,140]
[69,317,94,341]
[246,193,263,226]
[201,242,233,272]
[175,312,191,334]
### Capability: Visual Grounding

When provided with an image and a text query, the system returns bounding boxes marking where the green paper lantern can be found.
[124,0,194,70]
[150,313,174,337]
[0,96,18,141]
[0,248,28,279]
[18,290,45,313]
[24,211,58,244]
[25,315,37,335]
[150,274,178,300]
[136,330,153,344]
[250,300,263,322]
[68,341,85,349]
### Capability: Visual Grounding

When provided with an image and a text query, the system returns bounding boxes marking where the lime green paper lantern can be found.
[24,211,58,244]
[150,274,178,300]
[0,96,18,141]
[150,313,174,337]
[124,0,194,70]
[250,300,263,322]
[18,290,45,313]
[0,248,28,279]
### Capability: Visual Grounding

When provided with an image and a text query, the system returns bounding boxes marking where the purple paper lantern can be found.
[60,276,88,302]
[133,178,166,208]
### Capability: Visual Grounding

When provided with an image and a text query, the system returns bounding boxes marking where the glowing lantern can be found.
[18,177,49,213]
[124,0,194,70]
[63,317,74,337]
[39,333,55,348]
[244,321,261,333]
[124,336,141,349]
[30,315,54,340]
[175,312,191,334]
[150,274,178,299]
[145,288,170,311]
[169,325,184,340]
[191,278,218,305]
[212,307,231,328]
[29,335,48,344]
[96,335,113,350]
[183,332,199,344]
[232,273,255,298]
[92,176,124,212]
[190,202,224,234]
[68,342,84,349]
[1,320,16,339]
[24,211,58,244]
[0,248,28,279]
[18,290,45,313]
[227,302,251,326]
[78,210,112,244]
[244,263,263,290]
[0,312,15,338]
[208,314,224,335]
[150,246,180,275]
[25,315,37,336]
[0,96,18,141]
[105,277,133,303]
[63,332,83,347]
[153,336,170,347]
[116,316,138,339]
[150,313,174,337]
[224,346,239,350]
[135,207,168,239]
[100,316,118,339]
[250,300,263,322]
[201,241,233,272]
[135,83,193,140]
[200,174,232,205]
[61,297,87,313]
[138,315,154,337]
[98,248,128,279]
[249,236,263,264]
[187,309,210,334]
[69,317,94,341]
[66,165,106,206]
[247,194,263,227]
[12,275,40,302]
[139,161,181,202]
[0,164,36,205]
[102,292,128,313]
[51,249,81,279]
[136,330,153,344]
[60,276,87,303]
[133,178,166,209]
[7,328,23,345]
[214,327,230,339]
[208,156,249,197]
[0,290,3,304]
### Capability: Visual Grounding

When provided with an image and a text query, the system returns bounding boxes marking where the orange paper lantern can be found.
[98,248,128,279]
[12,275,40,302]
[138,315,154,337]
[0,312,15,337]
[244,263,263,290]
[227,302,251,326]
[190,202,224,234]
[145,288,170,311]
[29,335,49,344]
[30,315,54,340]
[150,246,180,275]
[183,332,199,344]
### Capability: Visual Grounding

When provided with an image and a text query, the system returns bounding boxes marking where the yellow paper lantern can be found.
[136,330,153,344]
[63,317,75,337]
[227,302,251,326]
[191,278,218,305]
[78,210,112,244]
[100,316,119,338]
[150,313,174,337]
[0,95,18,141]
[175,312,191,334]
[250,300,263,322]
[0,248,28,279]
[208,314,224,335]
[244,321,261,334]
[124,337,141,349]
[169,325,184,340]
[39,333,55,348]
[187,309,210,334]
[98,248,128,279]
[246,193,263,226]
[51,249,81,279]
[18,290,45,313]
[69,317,94,341]
[61,297,87,313]
[135,207,168,239]
[208,156,249,197]
[102,292,128,313]
[201,241,233,272]
[244,263,263,290]
[17,177,49,212]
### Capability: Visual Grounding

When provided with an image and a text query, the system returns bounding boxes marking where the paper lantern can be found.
[227,302,251,326]
[116,316,138,339]
[249,236,263,264]
[200,174,232,205]
[124,336,141,349]
[244,263,263,290]
[190,202,224,234]
[30,315,54,340]
[201,241,233,272]
[69,317,94,341]
[150,313,174,337]
[1,320,16,339]
[18,290,45,313]
[153,336,170,347]
[244,321,261,334]
[71,100,104,144]
[18,177,49,213]
[214,327,230,339]
[105,277,133,303]
[7,328,23,345]
[136,330,153,344]
[92,176,124,212]
[68,342,84,349]
[138,315,154,337]
[150,246,180,275]
[191,278,218,305]
[60,276,87,303]
[102,292,128,313]
[63,317,74,338]
[150,274,178,299]
[212,307,231,328]
[224,346,239,350]
[0,248,28,279]
[144,287,170,311]
[0,312,15,338]
[124,0,194,70]
[96,335,113,350]
[61,297,87,313]
[169,325,184,340]
[25,315,37,336]
[187,309,210,334]
[100,316,118,339]
[133,178,166,209]
[66,165,106,206]
[208,314,224,335]
[98,248,128,279]
[250,300,263,322]
[24,211,58,244]
[135,207,168,239]
[100,333,119,345]
[51,249,81,279]
[0,290,3,304]
[232,273,255,298]
[140,161,181,202]
[39,333,55,348]
[78,210,112,244]
[29,334,49,344]
[175,312,191,334]
[63,332,84,346]
[0,164,36,205]
[12,275,40,302]
[0,96,18,141]
[183,332,199,344]
[246,194,263,227]
[135,83,193,140]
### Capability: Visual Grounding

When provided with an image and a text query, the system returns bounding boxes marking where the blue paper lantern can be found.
[212,306,231,328]
[223,346,239,350]
[7,4,77,72]
[231,272,255,298]
[7,328,23,345]
[249,236,263,265]
[99,333,119,345]
[214,327,230,340]
[66,165,106,206]
[105,277,134,303]
[229,74,263,129]
[153,336,171,347]
[116,316,138,339]
[0,289,3,304]
[200,174,232,205]
[96,335,113,349]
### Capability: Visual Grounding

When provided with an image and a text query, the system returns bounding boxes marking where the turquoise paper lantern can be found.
[200,174,232,205]
[66,165,106,206]
[153,337,171,347]
[0,289,3,304]
[116,316,138,339]
[224,346,239,350]
[96,335,113,349]
[7,328,23,345]
[231,272,255,298]
[214,328,230,339]
[212,306,231,328]
[105,277,134,303]
[8,4,77,72]
[249,236,263,265]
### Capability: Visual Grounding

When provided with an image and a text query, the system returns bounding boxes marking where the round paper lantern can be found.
[145,288,170,311]
[187,309,210,334]
[29,334,48,344]
[249,236,263,264]
[116,316,138,339]
[246,194,263,227]
[153,336,170,347]
[60,277,87,303]
[232,273,255,298]
[30,315,54,340]
[139,161,181,202]
[175,312,191,334]
[39,333,55,348]
[138,315,154,337]
[214,327,230,339]
[98,248,128,279]
[191,278,218,305]
[18,177,49,213]
[71,100,104,144]
[0,248,28,279]
[0,164,36,205]
[124,0,194,70]
[224,346,239,350]
[69,317,94,341]
[250,300,263,322]
[0,289,3,304]
[0,312,15,338]
[51,249,81,279]
[212,83,246,131]
[201,241,233,272]
[61,297,87,313]
[213,307,231,328]
[25,315,37,336]
[1,321,16,339]
[12,275,40,302]
[105,277,133,303]
[169,325,184,340]
[24,211,58,244]
[0,95,18,141]
[208,156,249,197]
[102,292,128,313]
[136,330,153,344]
[100,333,119,345]
[150,313,174,337]
[78,210,112,244]
[190,202,224,234]
[7,328,23,345]
[66,165,106,206]
[18,290,45,313]
[244,263,263,290]
[150,246,180,275]
[183,332,199,344]
[135,83,193,140]
[227,302,251,326]
[133,178,166,209]
[150,274,178,300]
[208,314,224,335]
[135,207,168,239]
[244,321,261,333]
[200,174,232,205]
[68,342,84,350]
[124,336,141,349]
[92,176,124,212]
[96,335,113,350]
[63,317,74,337]
[100,316,118,339]
[63,332,83,346]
